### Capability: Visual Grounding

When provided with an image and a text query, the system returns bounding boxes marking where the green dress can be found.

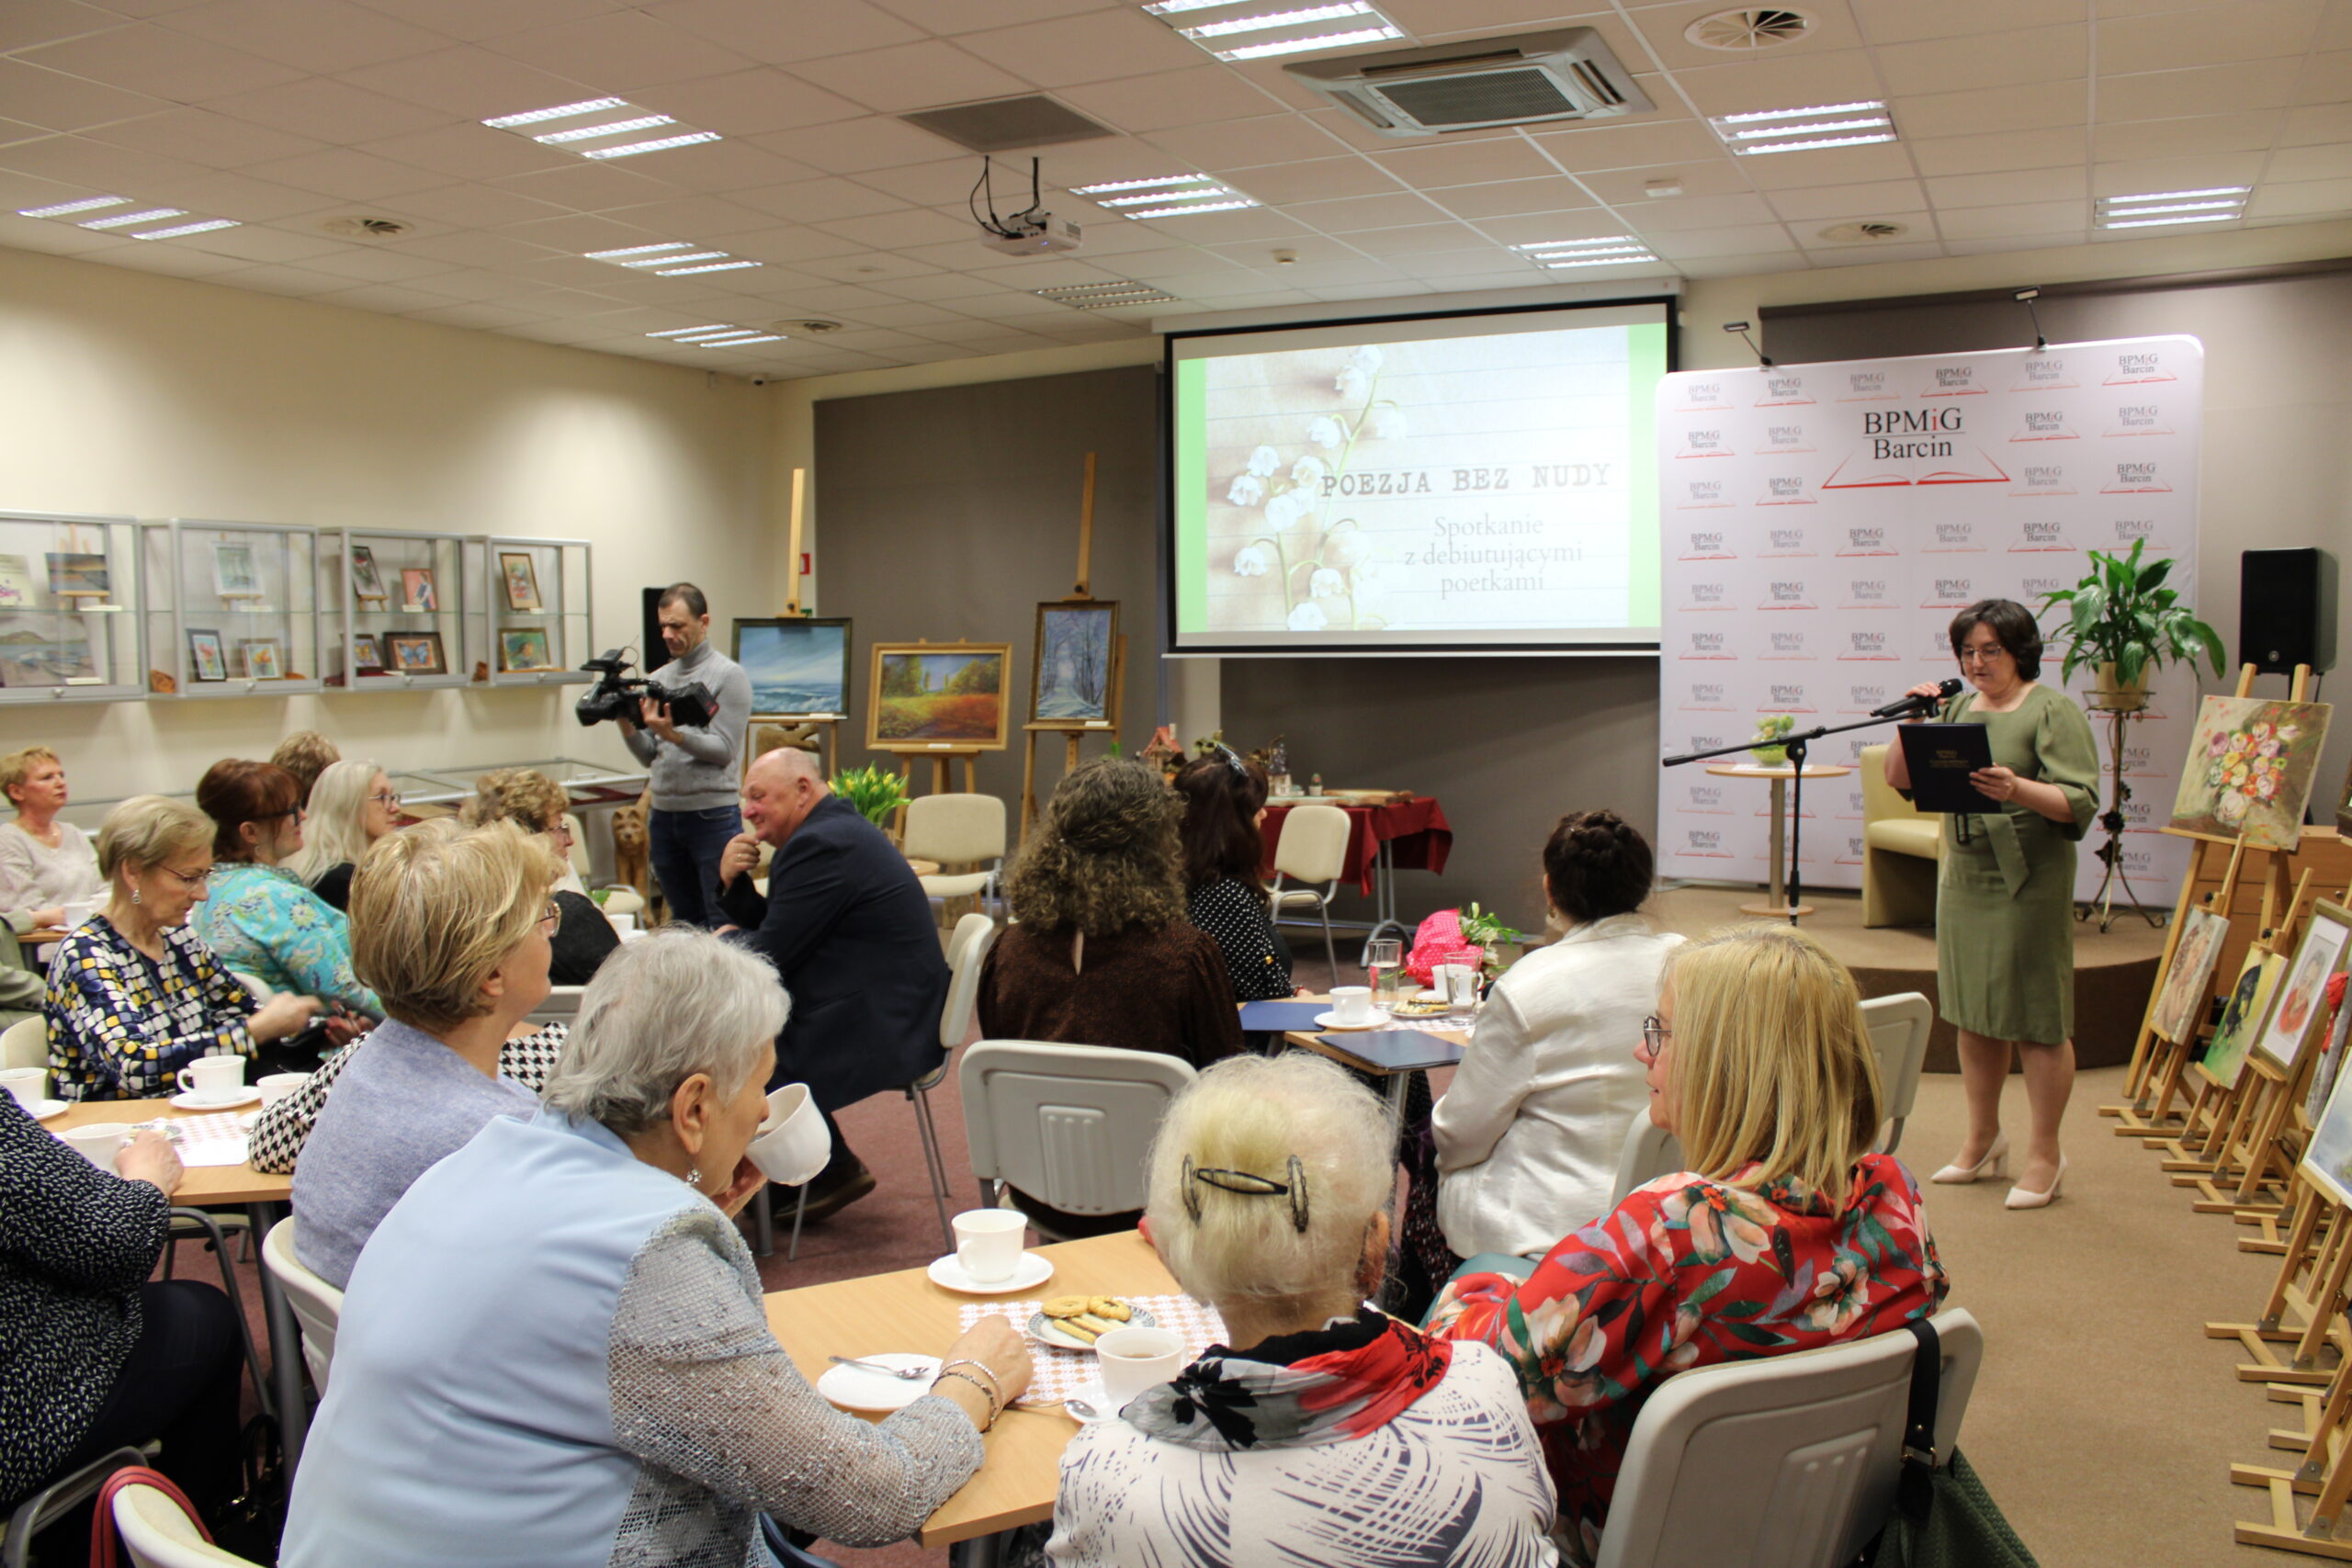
[1931,683,2098,1045]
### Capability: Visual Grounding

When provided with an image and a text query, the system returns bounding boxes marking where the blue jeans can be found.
[649,805,741,930]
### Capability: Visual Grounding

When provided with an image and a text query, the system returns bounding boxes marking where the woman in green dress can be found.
[1882,598,2097,1211]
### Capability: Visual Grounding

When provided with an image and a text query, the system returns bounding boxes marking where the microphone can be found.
[1871,677,1962,719]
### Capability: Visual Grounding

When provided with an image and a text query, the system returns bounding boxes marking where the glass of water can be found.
[1443,963,1481,1025]
[1364,938,1403,1015]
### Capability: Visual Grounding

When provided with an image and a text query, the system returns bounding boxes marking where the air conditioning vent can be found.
[320,216,412,240]
[1818,220,1909,243]
[1285,28,1653,138]
[1686,7,1815,51]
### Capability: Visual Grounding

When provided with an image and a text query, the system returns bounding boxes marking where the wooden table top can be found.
[763,1228,1176,1547]
[44,1096,290,1205]
[905,858,941,878]
[1279,993,1469,1076]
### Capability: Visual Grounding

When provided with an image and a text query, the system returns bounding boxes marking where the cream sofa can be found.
[1860,743,1940,928]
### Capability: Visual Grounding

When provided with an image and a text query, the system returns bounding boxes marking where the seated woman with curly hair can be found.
[458,767,619,985]
[978,758,1244,1233]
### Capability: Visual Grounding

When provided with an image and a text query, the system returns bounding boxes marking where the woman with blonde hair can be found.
[1426,925,1948,1565]
[0,745,102,932]
[459,767,618,983]
[291,819,559,1289]
[283,759,399,911]
[1050,1051,1559,1567]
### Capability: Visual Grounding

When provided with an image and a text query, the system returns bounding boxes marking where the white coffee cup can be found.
[62,1121,132,1172]
[606,910,637,935]
[1330,985,1374,1025]
[257,1072,309,1107]
[950,1208,1028,1283]
[746,1083,831,1186]
[1095,1325,1186,1405]
[61,898,96,928]
[177,1055,247,1102]
[0,1066,47,1109]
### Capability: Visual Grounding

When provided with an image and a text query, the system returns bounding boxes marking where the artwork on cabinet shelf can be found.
[43,553,108,598]
[386,630,446,674]
[212,543,262,599]
[349,545,387,601]
[187,629,227,682]
[499,552,542,612]
[401,567,438,613]
[0,615,97,687]
[498,626,554,672]
[0,555,36,609]
[352,634,384,675]
[238,637,287,681]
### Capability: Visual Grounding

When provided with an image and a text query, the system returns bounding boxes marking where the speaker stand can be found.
[2079,704,2163,933]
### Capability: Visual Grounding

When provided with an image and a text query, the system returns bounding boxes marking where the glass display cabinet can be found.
[476,536,593,689]
[324,529,469,691]
[145,520,322,699]
[0,510,143,706]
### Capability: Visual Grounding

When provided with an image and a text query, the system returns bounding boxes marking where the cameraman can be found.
[618,583,753,929]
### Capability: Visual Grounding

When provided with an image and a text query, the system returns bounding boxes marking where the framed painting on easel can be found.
[1029,601,1119,728]
[2255,902,2352,1069]
[2200,949,2289,1090]
[867,642,1012,751]
[734,617,852,718]
[2152,906,2231,1045]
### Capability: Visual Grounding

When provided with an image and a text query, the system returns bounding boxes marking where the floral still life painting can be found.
[2170,696,2334,851]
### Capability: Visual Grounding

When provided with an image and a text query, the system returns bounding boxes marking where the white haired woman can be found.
[282,758,399,912]
[283,928,1033,1568]
[1049,1051,1560,1568]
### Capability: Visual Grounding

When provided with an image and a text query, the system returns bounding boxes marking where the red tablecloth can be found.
[1260,797,1452,897]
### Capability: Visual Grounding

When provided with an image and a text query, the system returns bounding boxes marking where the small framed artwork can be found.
[238,637,287,681]
[44,552,109,597]
[0,554,35,609]
[2199,948,2288,1090]
[2152,906,2231,1045]
[352,634,384,675]
[2306,974,2352,1130]
[734,616,851,716]
[187,630,227,682]
[349,545,387,601]
[400,567,438,613]
[2338,757,2352,837]
[1030,600,1120,728]
[867,641,1014,751]
[212,542,261,598]
[386,630,446,674]
[499,551,543,612]
[498,626,554,672]
[2256,904,2352,1069]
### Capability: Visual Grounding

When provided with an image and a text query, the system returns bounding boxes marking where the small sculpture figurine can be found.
[1265,735,1291,796]
[1307,773,1324,796]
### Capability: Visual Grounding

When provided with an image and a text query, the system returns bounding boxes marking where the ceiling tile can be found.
[22,23,307,101]
[1909,128,2090,177]
[1388,249,1536,278]
[2246,175,2352,216]
[1852,0,2086,44]
[2294,50,2352,104]
[0,57,171,134]
[1146,116,1349,173]
[203,75,453,142]
[853,299,974,326]
[2093,111,2282,162]
[1338,220,1496,256]
[1873,26,2088,95]
[1922,166,2086,208]
[1668,50,1890,118]
[492,211,672,251]
[790,249,942,281]
[630,68,865,138]
[618,138,817,194]
[311,278,465,312]
[1672,254,1799,279]
[1932,200,2088,240]
[727,175,909,222]
[404,300,557,329]
[83,107,328,169]
[643,0,921,65]
[242,145,448,198]
[2090,152,2268,193]
[206,259,359,293]
[783,39,1032,114]
[1799,240,1950,266]
[1576,161,1750,202]
[490,160,674,211]
[954,12,1202,88]
[704,220,871,263]
[1614,190,1777,230]
[0,131,209,190]
[595,192,780,236]
[1893,83,2089,141]
[2098,1,2323,74]
[1056,65,1286,136]
[362,121,575,179]
[866,270,1028,300]
[1206,155,1401,206]
[157,0,446,74]
[1473,209,1651,245]
[1428,175,1602,219]
[2280,103,2352,144]
[376,180,573,227]
[2322,0,2352,50]
[346,0,627,46]
[2267,141,2352,180]
[87,239,252,276]
[854,158,988,206]
[2095,62,2297,124]
[1278,190,1447,232]
[1644,222,1800,258]
[1797,216,1937,250]
[751,114,965,174]
[385,226,572,265]
[1731,141,1918,189]
[1129,203,1309,243]
[293,243,464,280]
[1368,137,1562,188]
[0,0,128,53]
[334,45,601,120]
[137,167,340,220]
[0,214,130,255]
[487,11,754,91]
[1532,118,1725,174]
[1631,0,1868,71]
[1766,177,1930,220]
[171,220,348,260]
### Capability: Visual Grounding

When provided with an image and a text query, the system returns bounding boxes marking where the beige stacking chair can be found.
[110,1477,266,1568]
[901,793,1006,921]
[958,1039,1196,1240]
[2,1015,43,1070]
[1860,743,1940,929]
[261,1219,345,1393]
[1268,803,1351,977]
[1860,991,1934,1156]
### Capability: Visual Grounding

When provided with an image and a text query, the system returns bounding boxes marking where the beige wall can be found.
[0,245,777,806]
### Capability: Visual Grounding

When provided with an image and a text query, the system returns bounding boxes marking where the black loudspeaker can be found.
[640,587,671,673]
[2240,548,2337,674]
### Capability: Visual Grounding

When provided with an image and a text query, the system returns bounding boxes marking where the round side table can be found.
[1704,763,1856,918]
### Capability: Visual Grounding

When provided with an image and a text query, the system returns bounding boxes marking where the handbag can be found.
[1859,1318,2041,1568]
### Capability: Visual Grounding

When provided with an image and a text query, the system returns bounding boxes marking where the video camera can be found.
[574,649,716,730]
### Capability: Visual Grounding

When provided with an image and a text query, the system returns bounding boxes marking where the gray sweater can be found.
[619,639,753,813]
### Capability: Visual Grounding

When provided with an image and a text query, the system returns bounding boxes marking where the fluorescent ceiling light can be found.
[2099,211,2237,229]
[654,259,762,275]
[695,333,779,346]
[1180,3,1376,39]
[1709,101,1898,155]
[79,208,185,230]
[1722,116,1888,141]
[621,250,727,267]
[1076,174,1254,220]
[2096,186,2248,229]
[130,219,239,239]
[647,323,735,338]
[586,243,694,259]
[1144,0,1244,13]
[1713,100,1883,125]
[1099,189,1230,207]
[2103,199,2241,216]
[1514,236,1637,250]
[1733,131,1896,156]
[1215,24,1400,60]
[1072,175,1216,195]
[1545,254,1658,268]
[18,197,129,218]
[584,131,723,160]
[2105,186,2249,202]
[481,98,628,129]
[1126,198,1258,218]
[536,115,674,145]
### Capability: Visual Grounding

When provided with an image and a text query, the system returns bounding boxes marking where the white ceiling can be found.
[4,0,2349,379]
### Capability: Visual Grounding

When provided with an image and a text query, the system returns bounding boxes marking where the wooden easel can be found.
[752,469,844,773]
[1018,451,1125,844]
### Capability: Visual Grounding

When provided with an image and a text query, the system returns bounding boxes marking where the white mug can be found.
[257,1072,309,1106]
[606,910,638,935]
[951,1208,1027,1283]
[746,1083,831,1186]
[1329,985,1374,1025]
[0,1066,47,1109]
[61,898,96,928]
[62,1121,132,1172]
[1095,1325,1186,1405]
[177,1055,247,1101]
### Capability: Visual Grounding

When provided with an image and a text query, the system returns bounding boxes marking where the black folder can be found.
[1896,722,1996,814]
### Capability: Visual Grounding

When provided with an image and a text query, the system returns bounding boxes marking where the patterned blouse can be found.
[1185,876,1295,1002]
[191,863,379,1016]
[45,915,257,1101]
[1426,1154,1948,1565]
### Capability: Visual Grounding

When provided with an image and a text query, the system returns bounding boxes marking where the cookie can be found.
[1043,1295,1093,1319]
[1089,1296,1132,1322]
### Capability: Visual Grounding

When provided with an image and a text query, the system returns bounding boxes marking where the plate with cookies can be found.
[1029,1294,1155,1350]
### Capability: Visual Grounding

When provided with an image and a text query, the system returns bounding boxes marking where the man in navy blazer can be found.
[718,747,948,1221]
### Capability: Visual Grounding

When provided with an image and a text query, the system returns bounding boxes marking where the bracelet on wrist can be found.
[931,1369,1000,1429]
[938,1358,1003,1401]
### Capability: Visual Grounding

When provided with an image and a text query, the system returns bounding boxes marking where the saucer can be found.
[1027,1303,1158,1352]
[1314,1010,1390,1032]
[22,1098,67,1122]
[927,1251,1054,1295]
[1059,1377,1116,1425]
[170,1088,261,1111]
[816,1354,940,1414]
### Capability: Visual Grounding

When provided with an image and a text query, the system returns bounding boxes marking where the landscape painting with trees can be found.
[867,642,1012,750]
[1031,601,1119,727]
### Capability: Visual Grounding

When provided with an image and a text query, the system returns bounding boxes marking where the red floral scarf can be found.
[1125,1309,1457,1450]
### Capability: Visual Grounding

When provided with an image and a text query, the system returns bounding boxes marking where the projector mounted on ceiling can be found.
[1284,28,1653,138]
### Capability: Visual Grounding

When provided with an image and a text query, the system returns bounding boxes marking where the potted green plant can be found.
[1747,714,1796,766]
[830,763,910,830]
[2037,538,2225,711]
[1457,901,1528,976]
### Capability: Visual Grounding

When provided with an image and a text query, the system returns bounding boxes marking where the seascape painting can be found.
[734,618,850,716]
[1031,601,1119,726]
[867,643,1011,749]
[2170,696,2334,851]
[0,616,97,687]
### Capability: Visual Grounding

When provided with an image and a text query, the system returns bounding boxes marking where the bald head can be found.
[741,746,830,846]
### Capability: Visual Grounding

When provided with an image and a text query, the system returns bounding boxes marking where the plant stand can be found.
[2078,702,2164,932]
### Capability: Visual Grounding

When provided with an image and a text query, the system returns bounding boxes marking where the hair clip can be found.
[1213,742,1249,780]
[1181,1154,1309,1232]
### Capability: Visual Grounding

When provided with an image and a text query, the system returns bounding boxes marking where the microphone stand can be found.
[1664,709,1928,925]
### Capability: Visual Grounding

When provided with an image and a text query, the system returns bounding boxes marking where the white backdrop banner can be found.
[1654,335,2205,907]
